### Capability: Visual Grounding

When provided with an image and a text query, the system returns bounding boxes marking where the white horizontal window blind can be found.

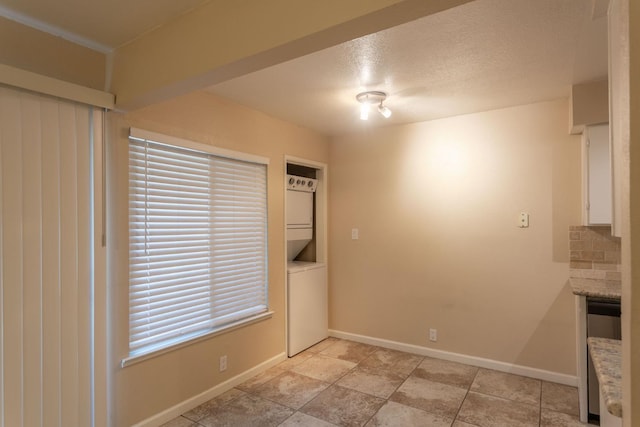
[128,130,268,357]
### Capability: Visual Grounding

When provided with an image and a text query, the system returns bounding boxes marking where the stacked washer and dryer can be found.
[286,174,328,356]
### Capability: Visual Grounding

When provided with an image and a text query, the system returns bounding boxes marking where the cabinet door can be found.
[584,124,612,225]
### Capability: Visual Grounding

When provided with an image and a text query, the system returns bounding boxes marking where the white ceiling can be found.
[0,0,608,136]
[208,0,609,136]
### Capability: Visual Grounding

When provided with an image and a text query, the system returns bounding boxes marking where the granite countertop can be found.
[587,337,622,418]
[569,277,621,301]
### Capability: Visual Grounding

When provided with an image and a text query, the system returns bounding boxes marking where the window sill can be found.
[121,311,274,368]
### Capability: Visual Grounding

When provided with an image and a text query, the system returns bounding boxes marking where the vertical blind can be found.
[128,130,268,356]
[0,85,102,427]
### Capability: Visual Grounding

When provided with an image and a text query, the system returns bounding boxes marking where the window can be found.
[127,128,269,359]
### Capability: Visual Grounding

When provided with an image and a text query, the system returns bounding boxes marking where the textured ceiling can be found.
[0,0,608,135]
[208,0,608,136]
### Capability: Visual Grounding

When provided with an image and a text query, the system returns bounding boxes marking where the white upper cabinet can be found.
[583,124,612,225]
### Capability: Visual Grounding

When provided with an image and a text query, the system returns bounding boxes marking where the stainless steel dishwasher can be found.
[587,299,621,423]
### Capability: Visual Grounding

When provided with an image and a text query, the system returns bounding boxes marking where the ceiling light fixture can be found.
[356,91,392,120]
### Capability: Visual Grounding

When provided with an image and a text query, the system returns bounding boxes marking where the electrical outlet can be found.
[351,228,359,240]
[219,355,227,372]
[429,328,437,342]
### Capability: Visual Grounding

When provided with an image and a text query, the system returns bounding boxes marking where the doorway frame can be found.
[283,155,328,357]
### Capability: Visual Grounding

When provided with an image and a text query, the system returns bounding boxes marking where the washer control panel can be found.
[287,174,318,192]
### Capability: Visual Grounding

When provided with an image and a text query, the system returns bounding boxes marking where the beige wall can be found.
[329,99,581,375]
[107,91,329,426]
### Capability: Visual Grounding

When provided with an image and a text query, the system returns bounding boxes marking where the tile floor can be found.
[161,337,587,427]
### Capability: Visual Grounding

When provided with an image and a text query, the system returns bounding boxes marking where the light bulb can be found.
[360,102,370,120]
[378,103,392,118]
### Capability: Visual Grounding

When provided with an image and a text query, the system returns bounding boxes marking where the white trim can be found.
[582,131,590,225]
[0,64,114,109]
[283,156,329,359]
[285,156,329,262]
[285,156,328,171]
[0,5,112,53]
[329,329,578,387]
[130,127,270,165]
[131,352,287,427]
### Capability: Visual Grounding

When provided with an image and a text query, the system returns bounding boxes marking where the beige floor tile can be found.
[470,369,541,405]
[451,421,479,427]
[236,365,288,393]
[160,416,197,427]
[291,355,356,383]
[413,357,479,389]
[254,371,329,409]
[276,352,315,370]
[198,393,293,427]
[336,367,405,399]
[182,388,245,421]
[319,340,378,363]
[540,408,587,426]
[365,401,452,427]
[279,411,338,426]
[456,391,539,427]
[301,385,385,427]
[389,375,467,418]
[541,381,580,416]
[359,348,423,378]
[175,338,578,427]
[304,337,341,353]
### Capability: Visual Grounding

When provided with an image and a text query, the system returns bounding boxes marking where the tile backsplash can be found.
[569,225,621,281]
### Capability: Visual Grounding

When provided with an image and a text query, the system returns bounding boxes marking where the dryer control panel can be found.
[287,174,318,192]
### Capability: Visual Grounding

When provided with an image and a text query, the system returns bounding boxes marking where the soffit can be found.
[0,0,209,51]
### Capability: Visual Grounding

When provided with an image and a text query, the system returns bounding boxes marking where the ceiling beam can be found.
[0,63,114,108]
[109,0,472,111]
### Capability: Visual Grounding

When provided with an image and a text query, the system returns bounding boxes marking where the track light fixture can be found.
[356,91,392,121]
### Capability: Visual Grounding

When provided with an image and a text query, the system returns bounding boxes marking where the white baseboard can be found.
[132,352,287,427]
[329,329,577,387]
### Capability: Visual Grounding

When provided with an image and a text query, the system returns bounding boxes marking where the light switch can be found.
[519,212,529,228]
[351,228,359,240]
